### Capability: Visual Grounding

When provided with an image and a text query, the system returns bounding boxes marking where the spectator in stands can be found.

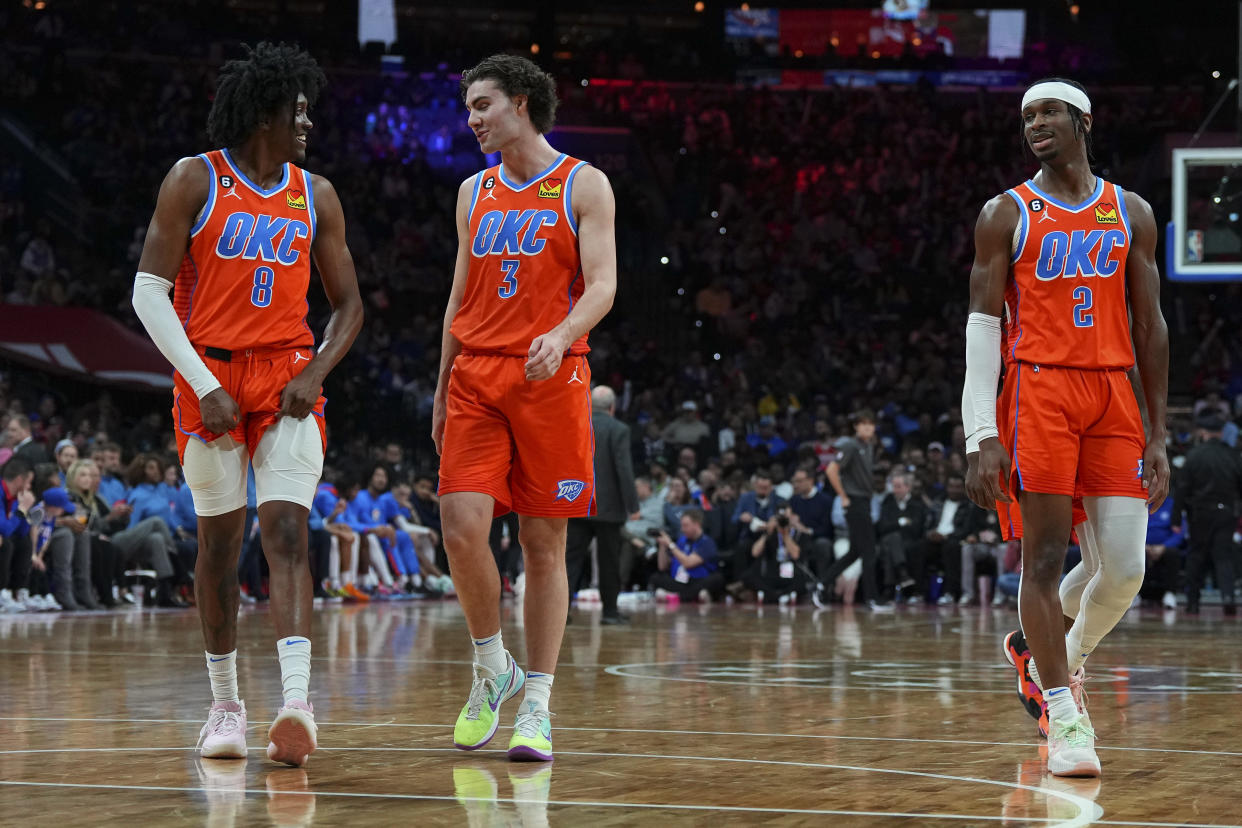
[956,506,1005,607]
[875,470,927,601]
[747,416,789,458]
[66,458,120,607]
[34,460,98,610]
[54,438,78,484]
[787,467,834,585]
[90,441,128,506]
[662,401,711,454]
[0,457,38,612]
[921,471,985,604]
[621,475,664,590]
[663,477,696,534]
[651,509,724,603]
[410,472,442,537]
[1140,494,1186,610]
[1175,413,1241,615]
[7,414,50,466]
[703,478,739,552]
[112,453,188,607]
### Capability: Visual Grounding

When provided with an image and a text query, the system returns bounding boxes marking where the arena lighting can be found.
[660,256,669,264]
[713,353,721,360]
[719,226,727,234]
[580,78,589,86]
[695,320,703,327]
[677,288,685,296]
[710,210,718,218]
[741,2,750,9]
[1214,70,1222,78]
[694,1,705,11]
[530,43,539,55]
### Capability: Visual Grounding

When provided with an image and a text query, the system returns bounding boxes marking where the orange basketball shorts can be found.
[172,345,326,463]
[439,352,596,518]
[996,361,1144,516]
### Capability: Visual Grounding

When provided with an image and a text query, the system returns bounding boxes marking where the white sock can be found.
[1045,685,1078,725]
[277,637,312,704]
[205,650,239,703]
[523,672,554,712]
[342,570,354,586]
[471,631,507,676]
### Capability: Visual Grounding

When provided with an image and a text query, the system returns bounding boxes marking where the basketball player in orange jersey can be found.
[963,78,1169,777]
[433,54,615,762]
[131,43,363,767]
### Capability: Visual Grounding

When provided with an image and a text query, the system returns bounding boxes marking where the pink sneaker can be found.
[267,699,317,767]
[198,700,248,759]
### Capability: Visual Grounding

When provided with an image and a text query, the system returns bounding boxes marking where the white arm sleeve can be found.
[131,271,221,400]
[963,312,1002,454]
[396,515,432,536]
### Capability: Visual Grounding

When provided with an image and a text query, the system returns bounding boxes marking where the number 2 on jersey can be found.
[251,266,275,308]
[498,259,519,299]
[1072,285,1093,328]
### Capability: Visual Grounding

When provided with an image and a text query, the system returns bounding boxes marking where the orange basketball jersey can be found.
[451,153,590,357]
[174,149,316,351]
[1001,178,1134,369]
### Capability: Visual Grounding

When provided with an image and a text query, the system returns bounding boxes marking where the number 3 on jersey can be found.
[251,266,275,308]
[1072,285,1093,328]
[498,259,519,299]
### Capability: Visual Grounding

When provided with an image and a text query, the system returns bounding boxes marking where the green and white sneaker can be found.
[453,654,525,750]
[1046,714,1100,778]
[507,702,554,762]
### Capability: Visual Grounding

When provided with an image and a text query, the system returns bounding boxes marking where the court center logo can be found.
[555,479,585,502]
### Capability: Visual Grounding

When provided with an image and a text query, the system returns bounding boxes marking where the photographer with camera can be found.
[648,509,724,603]
[743,506,809,604]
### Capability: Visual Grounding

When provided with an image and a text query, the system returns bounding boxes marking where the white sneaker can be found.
[198,700,248,759]
[267,699,317,767]
[992,592,1005,607]
[958,592,975,606]
[698,589,712,604]
[1161,591,1178,610]
[937,594,955,606]
[1047,714,1100,777]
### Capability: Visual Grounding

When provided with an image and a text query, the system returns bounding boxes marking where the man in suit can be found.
[6,415,51,467]
[875,470,929,600]
[566,385,640,624]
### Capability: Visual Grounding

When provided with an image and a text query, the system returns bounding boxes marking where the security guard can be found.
[1175,413,1242,615]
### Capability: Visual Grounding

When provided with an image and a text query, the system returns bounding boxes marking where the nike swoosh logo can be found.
[209,657,228,662]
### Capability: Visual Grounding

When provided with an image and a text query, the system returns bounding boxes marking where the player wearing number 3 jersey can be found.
[963,78,1169,778]
[433,55,616,762]
[131,43,363,768]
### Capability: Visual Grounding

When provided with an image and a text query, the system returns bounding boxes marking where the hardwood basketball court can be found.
[1,600,1238,826]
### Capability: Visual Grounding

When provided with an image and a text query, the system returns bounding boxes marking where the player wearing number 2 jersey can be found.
[963,78,1169,778]
[131,43,363,768]
[433,55,616,763]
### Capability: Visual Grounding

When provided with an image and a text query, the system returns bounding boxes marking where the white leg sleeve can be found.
[183,436,249,517]
[1065,496,1148,673]
[253,416,324,510]
[1059,516,1100,619]
[366,534,395,586]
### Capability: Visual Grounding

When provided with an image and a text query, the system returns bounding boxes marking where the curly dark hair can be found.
[207,42,327,147]
[460,54,558,134]
[1021,76,1093,164]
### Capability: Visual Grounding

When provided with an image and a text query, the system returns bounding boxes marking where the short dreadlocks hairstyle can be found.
[1021,76,1094,164]
[207,42,327,147]
[460,54,558,134]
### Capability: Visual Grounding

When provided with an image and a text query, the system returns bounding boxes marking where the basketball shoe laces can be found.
[465,665,500,721]
[1051,714,1095,748]
[514,708,553,739]
[197,706,245,749]
[1069,668,1090,716]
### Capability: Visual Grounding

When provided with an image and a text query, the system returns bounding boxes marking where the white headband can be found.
[1021,82,1091,115]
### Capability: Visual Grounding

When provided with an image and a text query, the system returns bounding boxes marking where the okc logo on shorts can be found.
[555,479,586,502]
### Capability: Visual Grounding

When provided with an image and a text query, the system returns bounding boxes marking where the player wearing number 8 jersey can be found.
[433,54,616,762]
[131,43,363,768]
[963,78,1169,778]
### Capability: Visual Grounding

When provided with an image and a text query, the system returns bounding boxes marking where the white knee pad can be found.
[253,416,324,510]
[183,436,249,516]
